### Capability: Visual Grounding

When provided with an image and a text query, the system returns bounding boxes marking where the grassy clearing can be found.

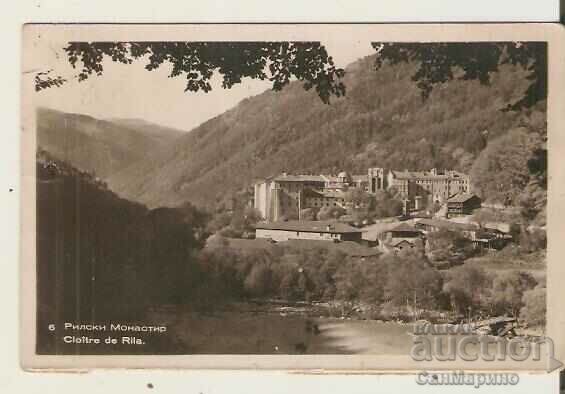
[462,249,545,283]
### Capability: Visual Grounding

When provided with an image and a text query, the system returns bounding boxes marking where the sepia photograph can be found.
[19,24,565,371]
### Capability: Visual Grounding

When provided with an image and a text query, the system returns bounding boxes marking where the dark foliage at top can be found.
[61,41,345,104]
[36,41,546,111]
[373,42,547,110]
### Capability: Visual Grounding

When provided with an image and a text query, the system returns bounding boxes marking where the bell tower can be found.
[368,167,387,193]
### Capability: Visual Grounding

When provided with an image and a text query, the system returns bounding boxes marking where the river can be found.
[148,307,414,354]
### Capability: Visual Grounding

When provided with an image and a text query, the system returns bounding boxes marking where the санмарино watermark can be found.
[416,371,519,388]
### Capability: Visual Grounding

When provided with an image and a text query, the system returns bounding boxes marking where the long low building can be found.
[255,220,363,242]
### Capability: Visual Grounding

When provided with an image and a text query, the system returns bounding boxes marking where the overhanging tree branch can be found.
[34,69,67,92]
[38,41,346,104]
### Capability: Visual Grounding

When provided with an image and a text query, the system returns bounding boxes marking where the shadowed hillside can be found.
[106,55,545,209]
[36,150,209,354]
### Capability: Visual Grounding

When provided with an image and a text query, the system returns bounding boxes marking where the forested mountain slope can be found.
[109,118,184,147]
[99,55,545,209]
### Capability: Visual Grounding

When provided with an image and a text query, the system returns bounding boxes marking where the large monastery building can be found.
[254,167,472,222]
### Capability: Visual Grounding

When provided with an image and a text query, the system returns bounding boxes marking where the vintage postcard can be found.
[20,24,565,372]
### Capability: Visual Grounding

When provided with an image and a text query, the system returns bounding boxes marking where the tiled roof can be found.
[391,170,469,181]
[388,223,422,233]
[255,220,362,233]
[322,174,367,183]
[416,218,478,232]
[263,170,467,184]
[391,170,426,179]
[320,190,346,199]
[302,188,324,198]
[302,189,345,199]
[274,174,326,182]
[390,239,415,247]
[447,193,479,203]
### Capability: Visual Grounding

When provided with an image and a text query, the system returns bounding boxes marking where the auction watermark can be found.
[409,321,563,372]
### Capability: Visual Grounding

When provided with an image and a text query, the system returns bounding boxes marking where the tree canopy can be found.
[470,127,544,205]
[520,286,546,327]
[372,42,547,110]
[36,41,346,104]
[35,41,546,110]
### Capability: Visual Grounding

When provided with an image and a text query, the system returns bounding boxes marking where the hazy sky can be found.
[30,38,376,132]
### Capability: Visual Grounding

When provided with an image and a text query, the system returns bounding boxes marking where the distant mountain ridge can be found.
[37,108,184,178]
[106,55,542,209]
[109,118,185,145]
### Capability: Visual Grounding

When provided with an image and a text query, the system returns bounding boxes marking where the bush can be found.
[218,226,243,238]
[426,229,475,264]
[442,265,490,314]
[519,228,546,253]
[519,286,546,327]
[317,206,346,220]
[244,263,273,297]
[373,190,403,218]
[300,207,319,221]
[491,271,537,316]
[383,249,442,310]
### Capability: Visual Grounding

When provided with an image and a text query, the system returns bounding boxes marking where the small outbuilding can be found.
[447,193,482,216]
[385,222,423,239]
